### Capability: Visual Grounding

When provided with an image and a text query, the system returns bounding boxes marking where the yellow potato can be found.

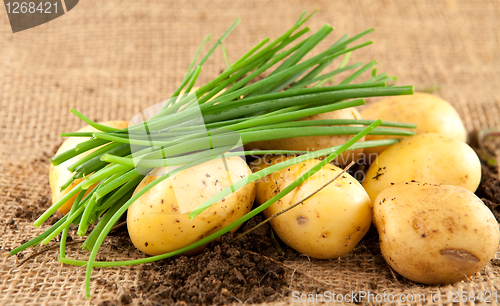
[362,133,481,202]
[360,92,467,156]
[49,121,129,214]
[244,108,365,165]
[374,182,499,285]
[127,156,255,256]
[251,156,372,259]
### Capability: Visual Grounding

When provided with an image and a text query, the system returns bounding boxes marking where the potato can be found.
[360,92,467,156]
[373,182,499,284]
[127,156,255,256]
[244,108,365,165]
[251,155,372,259]
[49,121,129,215]
[362,133,481,202]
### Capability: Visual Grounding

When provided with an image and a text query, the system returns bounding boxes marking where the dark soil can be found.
[11,191,59,225]
[469,130,500,221]
[5,151,61,227]
[107,216,291,306]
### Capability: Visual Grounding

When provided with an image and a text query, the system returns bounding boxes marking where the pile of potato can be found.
[247,92,498,285]
[49,93,499,285]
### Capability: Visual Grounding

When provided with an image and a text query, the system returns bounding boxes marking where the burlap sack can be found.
[1,0,500,305]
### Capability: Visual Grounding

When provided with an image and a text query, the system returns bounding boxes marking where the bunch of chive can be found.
[10,11,415,298]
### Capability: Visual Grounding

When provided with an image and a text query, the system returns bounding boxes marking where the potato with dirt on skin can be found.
[373,182,499,285]
[245,108,365,166]
[251,155,372,259]
[359,92,467,156]
[127,156,255,256]
[49,121,129,215]
[362,133,481,202]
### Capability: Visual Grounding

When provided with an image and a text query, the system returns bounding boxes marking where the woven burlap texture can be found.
[1,0,500,305]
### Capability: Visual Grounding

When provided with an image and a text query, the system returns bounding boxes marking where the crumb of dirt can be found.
[121,215,290,306]
[119,293,133,305]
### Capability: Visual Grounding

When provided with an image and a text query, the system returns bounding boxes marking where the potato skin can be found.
[362,133,481,202]
[373,182,499,285]
[360,92,467,156]
[127,157,255,256]
[244,108,365,165]
[49,121,129,214]
[251,156,372,259]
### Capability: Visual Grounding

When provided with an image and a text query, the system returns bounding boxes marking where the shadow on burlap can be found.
[1,0,500,305]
